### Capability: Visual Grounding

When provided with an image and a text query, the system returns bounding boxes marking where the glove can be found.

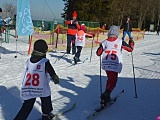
[52,75,59,84]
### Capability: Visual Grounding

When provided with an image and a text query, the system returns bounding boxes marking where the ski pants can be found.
[14,96,53,120]
[75,46,82,59]
[105,71,118,92]
[66,34,76,54]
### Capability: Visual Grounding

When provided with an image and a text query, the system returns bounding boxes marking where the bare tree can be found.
[2,2,16,18]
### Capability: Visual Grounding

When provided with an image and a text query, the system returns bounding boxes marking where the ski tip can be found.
[72,103,76,108]
[113,97,117,101]
[122,89,125,93]
[134,96,138,99]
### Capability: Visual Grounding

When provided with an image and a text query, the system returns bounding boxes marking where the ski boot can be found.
[100,91,111,108]
[42,113,55,120]
[76,58,81,62]
[73,56,78,64]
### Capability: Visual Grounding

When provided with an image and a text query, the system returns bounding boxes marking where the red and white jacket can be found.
[65,19,80,35]
[96,37,134,73]
[75,30,93,47]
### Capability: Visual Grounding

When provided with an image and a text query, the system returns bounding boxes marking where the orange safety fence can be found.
[28,25,145,54]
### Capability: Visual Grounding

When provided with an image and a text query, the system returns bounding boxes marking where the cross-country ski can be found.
[87,90,124,120]
[0,1,160,120]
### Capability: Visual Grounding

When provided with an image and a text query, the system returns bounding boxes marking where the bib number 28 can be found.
[25,73,40,86]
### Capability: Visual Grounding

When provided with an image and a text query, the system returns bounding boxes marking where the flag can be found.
[16,0,34,36]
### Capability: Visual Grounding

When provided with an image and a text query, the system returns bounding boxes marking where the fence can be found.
[28,25,145,54]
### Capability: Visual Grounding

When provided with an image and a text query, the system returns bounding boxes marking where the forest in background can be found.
[62,0,160,30]
[1,0,160,31]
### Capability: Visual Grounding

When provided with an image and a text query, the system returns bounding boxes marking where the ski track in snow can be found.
[0,31,160,120]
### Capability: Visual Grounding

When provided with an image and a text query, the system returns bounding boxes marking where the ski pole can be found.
[54,52,66,64]
[0,37,2,59]
[99,55,102,95]
[90,35,94,62]
[15,39,17,58]
[131,52,138,98]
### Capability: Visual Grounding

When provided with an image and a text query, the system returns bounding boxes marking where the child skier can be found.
[96,25,134,107]
[14,39,59,120]
[73,25,93,64]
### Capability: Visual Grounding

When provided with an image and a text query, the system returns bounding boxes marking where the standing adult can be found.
[0,8,3,35]
[65,11,80,54]
[156,24,160,35]
[121,17,133,41]
[0,8,2,59]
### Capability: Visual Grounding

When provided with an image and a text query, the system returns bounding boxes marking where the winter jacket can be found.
[75,30,93,47]
[122,21,132,32]
[30,55,56,79]
[96,37,134,56]
[65,19,80,36]
[0,16,2,27]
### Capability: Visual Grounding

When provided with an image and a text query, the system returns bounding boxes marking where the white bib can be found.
[21,58,51,100]
[75,33,86,47]
[101,38,123,73]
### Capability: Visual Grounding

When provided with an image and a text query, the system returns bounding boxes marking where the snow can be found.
[0,31,160,120]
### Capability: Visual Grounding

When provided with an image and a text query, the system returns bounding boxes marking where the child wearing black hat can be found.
[14,39,59,120]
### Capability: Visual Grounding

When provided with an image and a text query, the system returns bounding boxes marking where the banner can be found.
[16,0,33,36]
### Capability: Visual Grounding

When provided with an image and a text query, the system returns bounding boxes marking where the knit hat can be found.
[80,23,86,32]
[72,11,77,17]
[108,25,119,37]
[34,39,48,53]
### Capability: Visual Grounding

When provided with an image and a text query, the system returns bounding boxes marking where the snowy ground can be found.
[0,31,160,120]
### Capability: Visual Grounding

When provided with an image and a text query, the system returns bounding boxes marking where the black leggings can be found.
[75,46,82,59]
[14,96,53,120]
[66,34,76,54]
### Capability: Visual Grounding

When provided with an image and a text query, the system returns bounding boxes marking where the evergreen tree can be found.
[62,0,160,30]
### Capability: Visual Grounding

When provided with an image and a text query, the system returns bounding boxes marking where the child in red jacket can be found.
[96,25,134,107]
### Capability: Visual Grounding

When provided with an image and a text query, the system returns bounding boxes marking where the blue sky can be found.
[0,0,65,20]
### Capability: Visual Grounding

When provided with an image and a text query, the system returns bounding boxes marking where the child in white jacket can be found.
[73,27,93,64]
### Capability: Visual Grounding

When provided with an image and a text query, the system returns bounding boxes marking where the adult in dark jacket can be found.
[156,25,160,35]
[0,8,3,33]
[122,17,133,41]
[65,11,80,54]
